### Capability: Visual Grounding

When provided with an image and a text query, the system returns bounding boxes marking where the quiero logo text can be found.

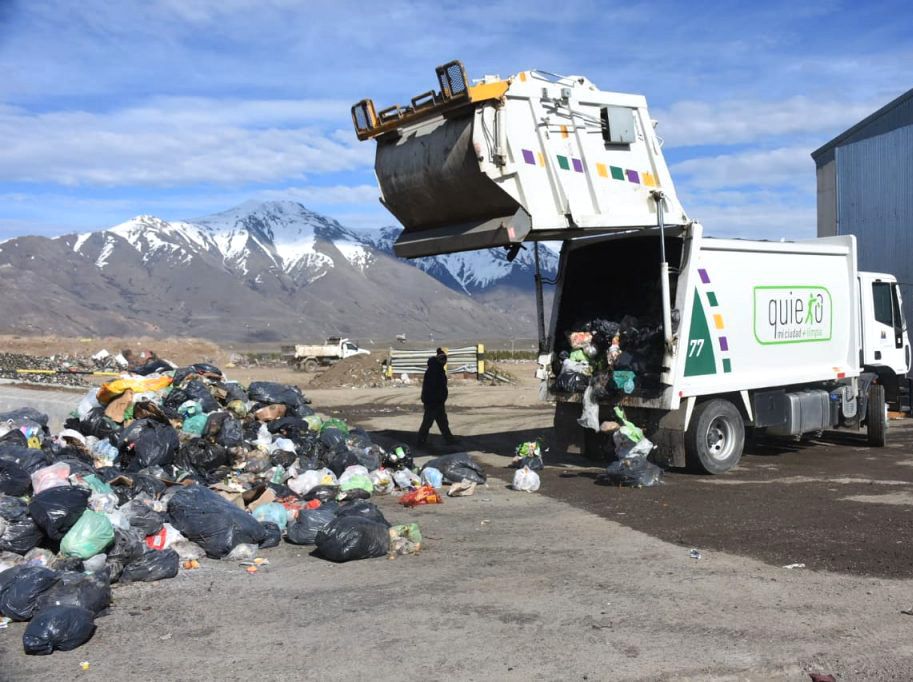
[753,286,832,344]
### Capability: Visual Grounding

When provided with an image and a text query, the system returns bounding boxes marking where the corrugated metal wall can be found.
[837,124,913,346]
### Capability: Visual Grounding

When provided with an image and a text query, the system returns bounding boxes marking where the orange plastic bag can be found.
[97,376,172,405]
[399,485,442,507]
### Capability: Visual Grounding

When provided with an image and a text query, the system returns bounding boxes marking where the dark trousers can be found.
[418,402,453,442]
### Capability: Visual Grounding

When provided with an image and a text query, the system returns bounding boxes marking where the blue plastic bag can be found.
[420,467,443,489]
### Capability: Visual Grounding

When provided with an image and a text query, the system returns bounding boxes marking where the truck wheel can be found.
[686,399,745,474]
[866,383,887,447]
[303,358,319,373]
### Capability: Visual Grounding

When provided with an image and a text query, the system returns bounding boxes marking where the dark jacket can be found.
[421,357,448,405]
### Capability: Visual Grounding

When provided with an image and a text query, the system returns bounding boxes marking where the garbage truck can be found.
[353,60,911,473]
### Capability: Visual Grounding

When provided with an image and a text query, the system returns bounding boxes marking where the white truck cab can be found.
[858,272,911,376]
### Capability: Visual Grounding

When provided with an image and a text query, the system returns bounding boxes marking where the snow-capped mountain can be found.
[0,201,550,342]
[362,225,559,294]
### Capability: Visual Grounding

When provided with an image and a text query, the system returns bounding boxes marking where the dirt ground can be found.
[3,359,913,678]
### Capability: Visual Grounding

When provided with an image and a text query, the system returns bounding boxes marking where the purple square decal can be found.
[572,158,584,173]
[522,149,536,165]
[698,268,710,284]
[719,336,729,351]
[626,169,640,183]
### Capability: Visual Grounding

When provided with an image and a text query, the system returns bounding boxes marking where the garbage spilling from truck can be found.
[0,362,489,655]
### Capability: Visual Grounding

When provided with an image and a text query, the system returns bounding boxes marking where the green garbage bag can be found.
[338,474,373,496]
[178,401,207,436]
[569,349,589,363]
[60,510,115,559]
[613,407,644,443]
[320,418,349,436]
[81,474,114,496]
[303,415,323,432]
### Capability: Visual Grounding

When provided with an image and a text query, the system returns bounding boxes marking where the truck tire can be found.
[866,383,887,447]
[303,358,319,373]
[685,399,745,474]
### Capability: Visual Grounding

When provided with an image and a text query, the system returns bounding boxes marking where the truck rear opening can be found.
[551,233,683,396]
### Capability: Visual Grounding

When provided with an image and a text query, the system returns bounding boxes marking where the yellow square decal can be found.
[713,314,725,330]
[596,163,608,178]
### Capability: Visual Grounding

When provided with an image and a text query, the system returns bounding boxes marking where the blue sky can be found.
[0,0,911,240]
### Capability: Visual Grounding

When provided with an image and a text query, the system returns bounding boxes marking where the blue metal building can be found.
[812,87,913,338]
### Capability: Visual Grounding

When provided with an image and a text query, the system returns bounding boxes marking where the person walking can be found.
[417,348,458,446]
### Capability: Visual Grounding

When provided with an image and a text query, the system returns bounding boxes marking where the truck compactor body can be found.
[354,61,910,473]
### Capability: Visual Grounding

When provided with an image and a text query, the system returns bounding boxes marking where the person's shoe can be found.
[444,435,461,444]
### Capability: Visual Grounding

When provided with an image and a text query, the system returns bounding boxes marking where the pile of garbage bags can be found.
[0,364,489,656]
[598,407,662,488]
[553,316,664,398]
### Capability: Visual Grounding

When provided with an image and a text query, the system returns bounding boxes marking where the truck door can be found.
[862,275,911,375]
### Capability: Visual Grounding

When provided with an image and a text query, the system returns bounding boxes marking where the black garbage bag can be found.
[119,500,163,536]
[130,359,173,376]
[266,416,309,437]
[0,458,31,497]
[270,449,297,469]
[346,428,372,449]
[105,527,146,582]
[353,446,382,472]
[180,379,220,413]
[129,473,168,500]
[327,448,359,478]
[423,452,487,485]
[54,448,94,468]
[315,517,390,562]
[35,571,111,616]
[176,439,228,474]
[214,381,247,403]
[0,445,52,474]
[163,387,190,413]
[259,522,282,549]
[0,428,28,447]
[301,485,339,503]
[28,486,91,541]
[514,456,544,472]
[50,556,84,573]
[0,494,29,521]
[202,413,244,448]
[120,549,179,583]
[0,407,49,427]
[286,506,337,545]
[78,407,121,441]
[0,565,59,621]
[119,419,179,472]
[603,458,663,488]
[248,381,310,409]
[23,605,96,655]
[336,500,390,527]
[0,517,45,554]
[167,485,266,558]
[172,363,223,385]
[320,427,348,455]
[555,371,589,394]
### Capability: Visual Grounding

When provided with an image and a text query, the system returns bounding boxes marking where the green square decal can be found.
[610,165,624,180]
[707,292,719,307]
[722,358,732,373]
[557,155,570,170]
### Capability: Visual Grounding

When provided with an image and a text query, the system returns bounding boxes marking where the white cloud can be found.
[671,146,813,191]
[256,185,380,205]
[0,99,372,186]
[654,96,886,148]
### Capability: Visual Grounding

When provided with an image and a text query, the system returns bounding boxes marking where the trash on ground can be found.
[783,563,806,569]
[689,549,702,560]
[511,466,541,493]
[597,408,663,488]
[0,360,487,655]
